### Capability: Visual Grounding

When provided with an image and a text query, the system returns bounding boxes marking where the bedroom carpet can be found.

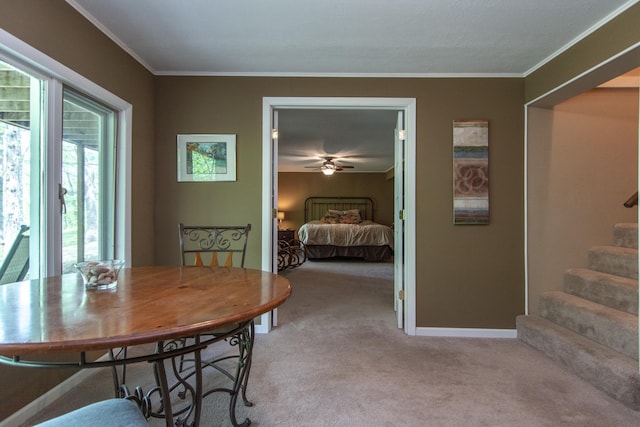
[12,259,640,427]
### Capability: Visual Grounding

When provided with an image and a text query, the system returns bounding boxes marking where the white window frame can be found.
[0,28,132,275]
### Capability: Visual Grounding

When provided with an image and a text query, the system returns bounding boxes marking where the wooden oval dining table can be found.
[0,266,292,427]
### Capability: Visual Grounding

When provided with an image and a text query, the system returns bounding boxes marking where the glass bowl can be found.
[74,259,125,290]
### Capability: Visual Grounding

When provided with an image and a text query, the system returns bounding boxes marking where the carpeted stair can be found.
[517,223,640,410]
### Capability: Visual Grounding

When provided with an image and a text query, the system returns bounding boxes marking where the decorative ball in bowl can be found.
[74,259,125,290]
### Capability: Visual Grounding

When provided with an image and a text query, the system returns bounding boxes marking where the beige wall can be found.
[278,172,394,232]
[154,76,526,329]
[0,0,156,419]
[525,3,640,103]
[527,88,639,314]
[2,0,637,421]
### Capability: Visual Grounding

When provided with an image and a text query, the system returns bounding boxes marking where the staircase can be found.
[517,223,640,410]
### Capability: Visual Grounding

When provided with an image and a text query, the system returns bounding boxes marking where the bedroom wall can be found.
[527,88,639,315]
[278,172,394,232]
[0,0,156,419]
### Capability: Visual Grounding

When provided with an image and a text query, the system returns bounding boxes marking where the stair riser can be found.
[588,249,638,280]
[564,270,638,315]
[516,224,640,411]
[540,294,638,360]
[516,315,640,411]
[614,224,638,249]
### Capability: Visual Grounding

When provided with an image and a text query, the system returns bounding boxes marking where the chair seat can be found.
[35,399,148,427]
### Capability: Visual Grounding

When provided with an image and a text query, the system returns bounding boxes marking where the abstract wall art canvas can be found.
[453,120,489,224]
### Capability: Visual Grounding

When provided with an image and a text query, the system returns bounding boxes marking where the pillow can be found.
[321,210,341,224]
[320,209,363,224]
[345,209,362,220]
[339,209,362,224]
[339,215,361,224]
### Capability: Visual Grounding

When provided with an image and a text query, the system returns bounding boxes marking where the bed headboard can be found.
[304,197,375,223]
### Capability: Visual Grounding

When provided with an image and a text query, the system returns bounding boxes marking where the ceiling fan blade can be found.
[302,157,356,172]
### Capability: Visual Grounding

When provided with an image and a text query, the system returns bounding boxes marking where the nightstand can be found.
[278,229,295,243]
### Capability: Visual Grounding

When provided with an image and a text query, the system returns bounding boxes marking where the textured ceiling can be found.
[277,109,399,173]
[67,0,635,76]
[65,0,638,171]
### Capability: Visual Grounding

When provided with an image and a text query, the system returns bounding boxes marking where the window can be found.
[0,38,130,279]
[0,62,40,278]
[61,89,117,272]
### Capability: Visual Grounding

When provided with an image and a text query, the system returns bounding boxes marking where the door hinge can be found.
[398,210,406,220]
[398,290,405,301]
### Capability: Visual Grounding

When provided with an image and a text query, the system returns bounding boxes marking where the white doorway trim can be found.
[259,97,416,335]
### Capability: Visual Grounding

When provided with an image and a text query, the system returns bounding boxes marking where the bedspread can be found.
[298,220,393,247]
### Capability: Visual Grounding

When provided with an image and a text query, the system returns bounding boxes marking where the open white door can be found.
[262,96,417,336]
[394,111,405,329]
[257,105,279,333]
[271,110,279,327]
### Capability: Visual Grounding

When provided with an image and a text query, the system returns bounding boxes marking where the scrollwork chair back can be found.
[178,224,251,267]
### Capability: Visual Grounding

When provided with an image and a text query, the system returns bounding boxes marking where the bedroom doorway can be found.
[260,97,416,336]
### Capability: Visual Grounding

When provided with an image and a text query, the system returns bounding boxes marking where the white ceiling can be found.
[68,0,635,76]
[66,0,638,172]
[277,109,399,173]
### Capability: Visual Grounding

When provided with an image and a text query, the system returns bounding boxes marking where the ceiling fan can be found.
[304,157,355,175]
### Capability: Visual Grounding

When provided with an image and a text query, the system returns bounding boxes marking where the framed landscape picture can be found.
[177,134,236,182]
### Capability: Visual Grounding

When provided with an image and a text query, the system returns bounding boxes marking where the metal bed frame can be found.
[304,196,375,223]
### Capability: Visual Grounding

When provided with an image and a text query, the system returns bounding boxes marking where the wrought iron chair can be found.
[177,223,253,427]
[178,224,251,268]
[277,238,306,271]
[0,225,30,285]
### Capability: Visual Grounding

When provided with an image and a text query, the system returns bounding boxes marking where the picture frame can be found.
[453,120,489,225]
[176,134,236,182]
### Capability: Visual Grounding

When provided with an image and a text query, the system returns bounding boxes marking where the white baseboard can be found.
[416,327,517,339]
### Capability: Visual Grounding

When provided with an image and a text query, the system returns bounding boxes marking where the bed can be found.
[298,196,393,261]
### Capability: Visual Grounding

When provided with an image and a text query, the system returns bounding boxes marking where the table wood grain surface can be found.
[0,266,291,356]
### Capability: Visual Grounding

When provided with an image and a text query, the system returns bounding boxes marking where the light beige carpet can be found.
[16,259,640,426]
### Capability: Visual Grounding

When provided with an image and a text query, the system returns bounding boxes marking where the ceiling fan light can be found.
[322,168,335,175]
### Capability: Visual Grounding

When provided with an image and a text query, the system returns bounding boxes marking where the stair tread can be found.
[588,246,638,279]
[542,291,638,324]
[590,245,638,254]
[517,314,640,410]
[565,268,638,315]
[614,223,638,229]
[517,314,638,369]
[566,267,638,287]
[540,291,638,359]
